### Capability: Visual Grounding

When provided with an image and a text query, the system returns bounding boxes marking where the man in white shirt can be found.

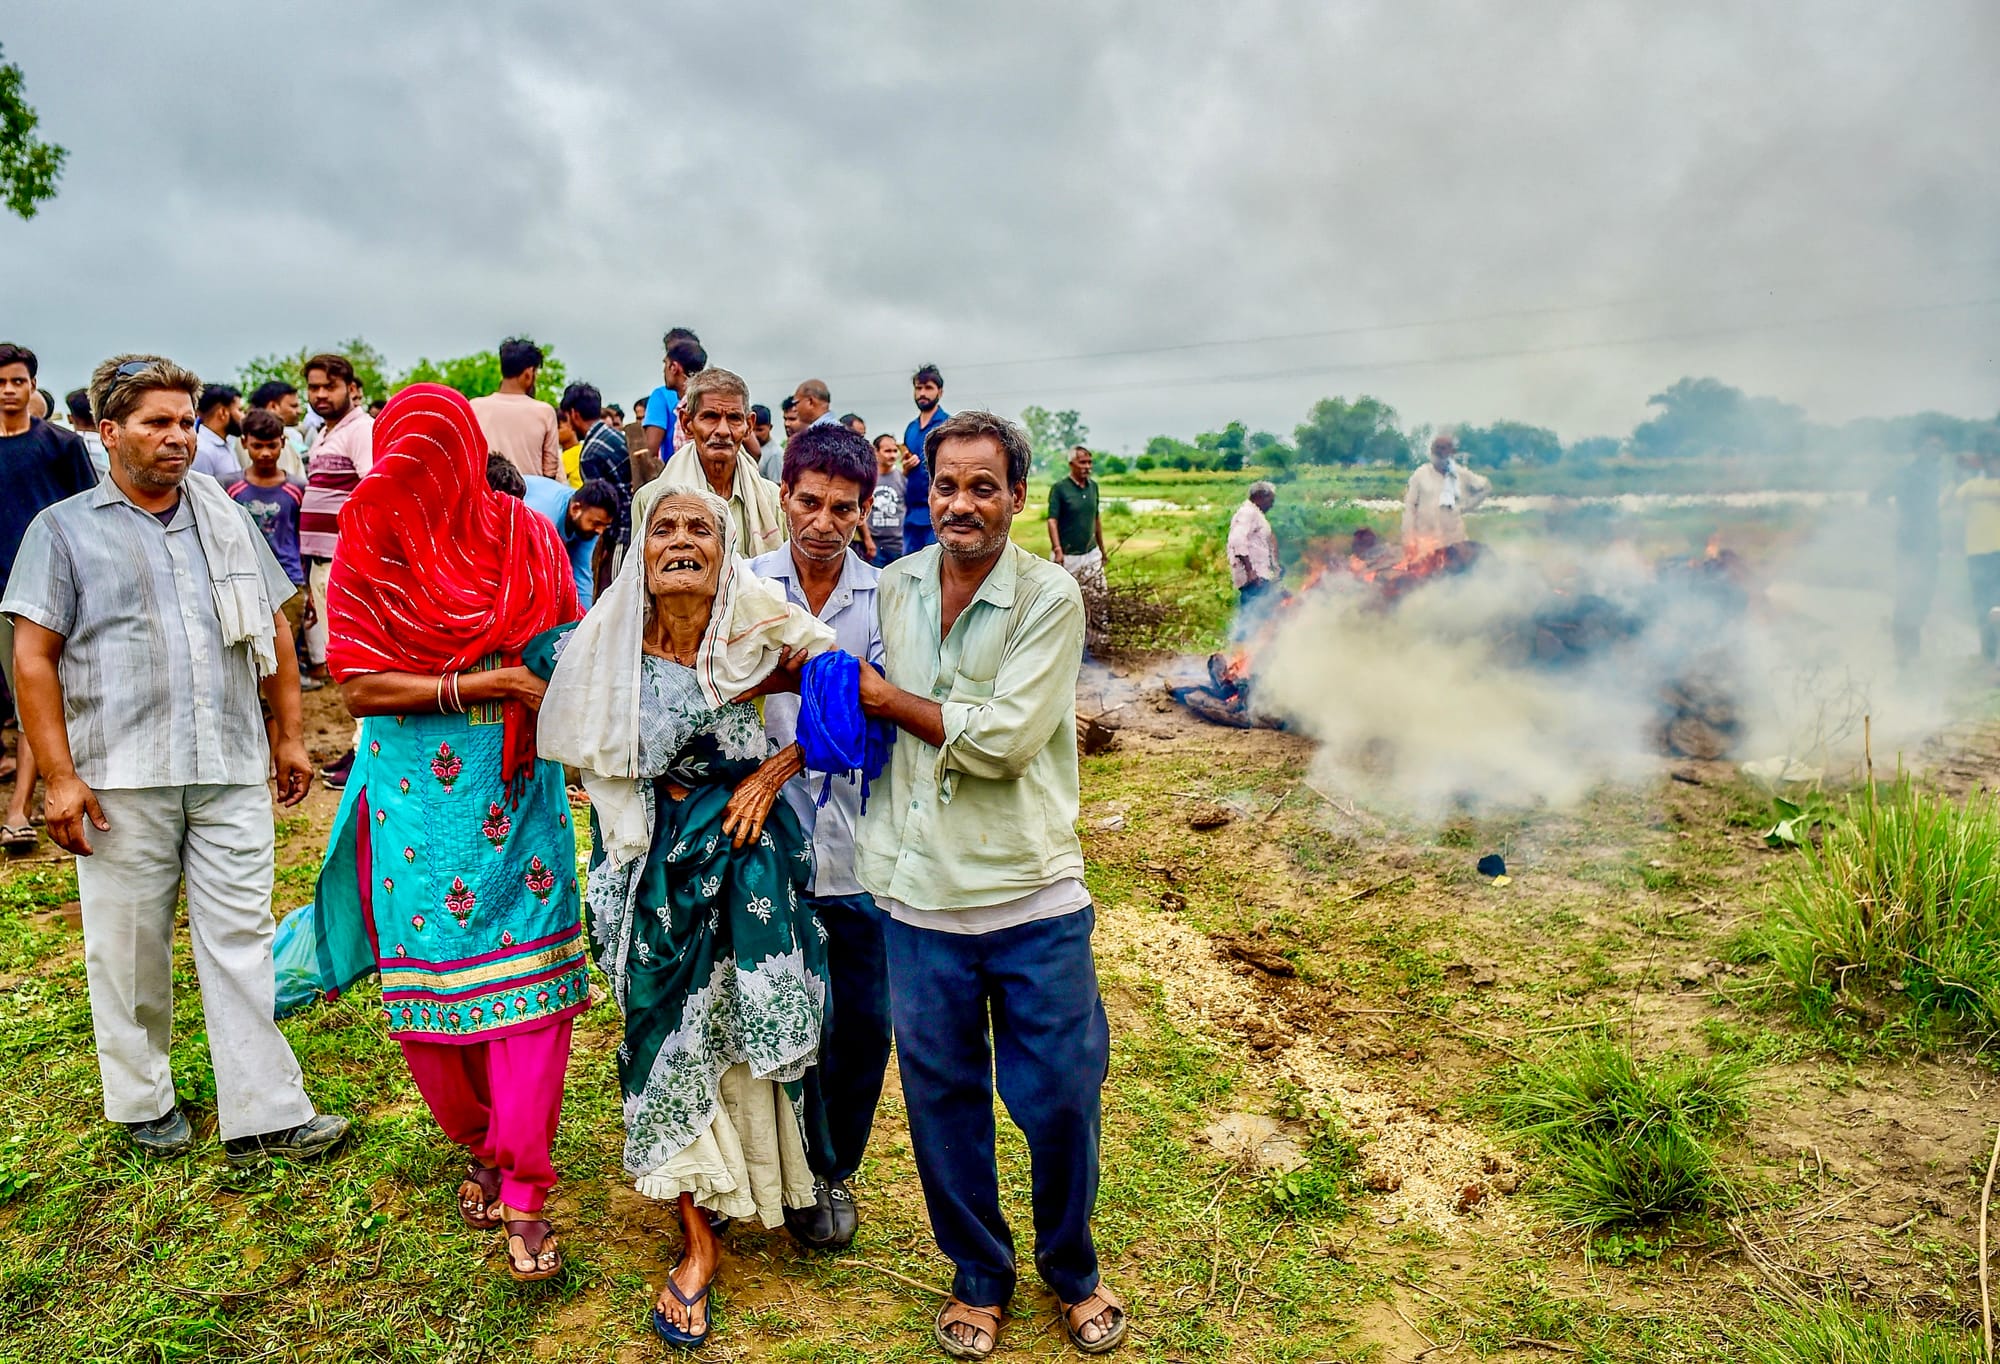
[748,421,887,1254]
[193,384,244,480]
[1402,434,1491,555]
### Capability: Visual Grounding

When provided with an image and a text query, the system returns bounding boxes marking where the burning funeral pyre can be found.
[1174,533,1754,767]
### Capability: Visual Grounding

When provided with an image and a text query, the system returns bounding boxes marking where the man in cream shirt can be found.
[856,410,1125,1359]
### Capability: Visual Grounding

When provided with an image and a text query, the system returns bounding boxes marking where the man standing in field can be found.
[1401,433,1490,556]
[1228,480,1282,615]
[749,421,890,1253]
[2,353,349,1166]
[856,410,1125,1359]
[901,364,947,554]
[1047,443,1108,654]
[642,328,706,464]
[0,342,98,857]
[296,353,374,778]
[470,337,562,481]
[645,367,787,555]
[193,384,245,480]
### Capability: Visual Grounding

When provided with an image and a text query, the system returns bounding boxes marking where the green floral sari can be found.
[526,627,826,1189]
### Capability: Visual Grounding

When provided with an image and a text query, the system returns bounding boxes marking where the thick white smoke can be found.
[1245,503,1952,817]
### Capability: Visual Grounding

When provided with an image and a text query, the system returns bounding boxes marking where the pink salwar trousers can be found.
[399,1018,574,1215]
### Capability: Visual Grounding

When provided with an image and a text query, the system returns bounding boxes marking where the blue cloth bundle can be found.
[796,649,896,811]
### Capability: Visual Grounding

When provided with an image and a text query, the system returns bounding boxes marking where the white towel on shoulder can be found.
[184,471,279,678]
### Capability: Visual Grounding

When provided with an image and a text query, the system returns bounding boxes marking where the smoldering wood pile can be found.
[1173,540,1752,760]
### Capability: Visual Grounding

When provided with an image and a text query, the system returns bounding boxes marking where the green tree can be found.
[1456,420,1562,467]
[0,46,66,220]
[1629,376,1806,460]
[397,345,567,405]
[238,337,393,403]
[1020,405,1090,471]
[1564,435,1621,465]
[1294,395,1410,466]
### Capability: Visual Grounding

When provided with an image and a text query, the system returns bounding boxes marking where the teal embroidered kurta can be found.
[313,697,589,1042]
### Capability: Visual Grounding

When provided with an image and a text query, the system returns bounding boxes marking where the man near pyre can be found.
[1228,480,1282,613]
[1401,434,1490,556]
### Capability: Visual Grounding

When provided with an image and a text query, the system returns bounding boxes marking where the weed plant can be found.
[1497,1039,1751,1230]
[1743,1297,1975,1364]
[1762,774,2000,1039]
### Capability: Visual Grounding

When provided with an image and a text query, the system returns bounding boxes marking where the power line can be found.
[787,255,2000,387]
[824,294,2000,408]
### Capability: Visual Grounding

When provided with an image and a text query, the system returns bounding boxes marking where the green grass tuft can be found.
[1762,774,2000,1040]
[1497,1039,1750,1231]
[1742,1297,1977,1364]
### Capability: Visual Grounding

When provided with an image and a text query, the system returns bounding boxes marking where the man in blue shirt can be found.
[900,364,948,552]
[521,477,618,610]
[642,328,706,465]
[748,421,888,1256]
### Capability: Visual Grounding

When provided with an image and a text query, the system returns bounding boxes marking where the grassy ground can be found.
[0,494,1990,1362]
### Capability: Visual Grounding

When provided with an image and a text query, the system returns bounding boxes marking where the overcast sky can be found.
[3,1,1995,451]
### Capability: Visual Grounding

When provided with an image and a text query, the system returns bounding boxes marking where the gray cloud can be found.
[2,0,1994,448]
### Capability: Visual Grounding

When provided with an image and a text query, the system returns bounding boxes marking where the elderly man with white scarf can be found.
[637,366,788,559]
[1,354,348,1167]
[1401,433,1491,556]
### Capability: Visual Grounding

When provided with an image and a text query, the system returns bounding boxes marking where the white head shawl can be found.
[536,483,834,865]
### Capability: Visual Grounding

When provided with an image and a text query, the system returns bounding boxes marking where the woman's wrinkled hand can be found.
[721,746,803,848]
[501,667,549,713]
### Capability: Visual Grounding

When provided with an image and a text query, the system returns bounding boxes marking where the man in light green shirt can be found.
[856,411,1125,1359]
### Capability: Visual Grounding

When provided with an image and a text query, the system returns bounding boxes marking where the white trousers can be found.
[73,784,313,1138]
[305,559,332,667]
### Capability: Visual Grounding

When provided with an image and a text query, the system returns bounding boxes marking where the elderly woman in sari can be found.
[314,385,587,1282]
[533,484,838,1349]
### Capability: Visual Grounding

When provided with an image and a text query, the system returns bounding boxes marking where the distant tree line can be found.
[1084,375,2000,475]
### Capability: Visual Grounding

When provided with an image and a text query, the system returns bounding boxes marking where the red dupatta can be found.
[325,383,579,794]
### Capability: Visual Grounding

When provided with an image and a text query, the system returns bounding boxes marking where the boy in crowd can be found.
[867,433,906,566]
[227,410,309,649]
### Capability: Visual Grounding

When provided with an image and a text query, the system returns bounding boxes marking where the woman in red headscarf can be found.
[310,384,585,1281]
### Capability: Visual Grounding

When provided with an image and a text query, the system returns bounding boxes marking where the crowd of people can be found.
[0,333,1125,1358]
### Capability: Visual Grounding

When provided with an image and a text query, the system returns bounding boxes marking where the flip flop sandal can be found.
[935,1299,1004,1360]
[501,1217,561,1282]
[1,825,37,855]
[457,1162,501,1230]
[1060,1285,1128,1355]
[651,1265,713,1350]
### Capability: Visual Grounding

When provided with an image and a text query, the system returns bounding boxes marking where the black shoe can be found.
[223,1112,352,1169]
[826,1180,858,1248]
[784,1179,839,1250]
[320,749,355,791]
[126,1106,193,1158]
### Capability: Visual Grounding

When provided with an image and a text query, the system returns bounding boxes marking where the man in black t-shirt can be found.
[0,342,98,854]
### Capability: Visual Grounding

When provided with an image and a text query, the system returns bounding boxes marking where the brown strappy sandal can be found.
[934,1298,1004,1360]
[1060,1284,1128,1355]
[457,1163,501,1230]
[499,1213,562,1282]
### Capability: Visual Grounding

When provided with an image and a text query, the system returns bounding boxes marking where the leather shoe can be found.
[827,1180,858,1248]
[784,1180,839,1250]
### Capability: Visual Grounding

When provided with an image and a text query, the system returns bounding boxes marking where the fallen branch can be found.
[1506,1339,1582,1355]
[1261,783,1298,822]
[834,1258,950,1298]
[1521,1017,1627,1037]
[1788,1179,1879,1229]
[1981,1122,1999,1364]
[1334,873,1413,905]
[1229,1222,1282,1319]
[1727,1219,1807,1307]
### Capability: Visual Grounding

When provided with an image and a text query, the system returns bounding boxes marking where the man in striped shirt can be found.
[297,356,373,783]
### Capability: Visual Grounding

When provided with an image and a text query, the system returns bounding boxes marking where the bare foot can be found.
[657,1193,719,1336]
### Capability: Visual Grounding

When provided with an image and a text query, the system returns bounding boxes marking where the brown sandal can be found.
[457,1163,501,1230]
[935,1298,1004,1360]
[501,1215,562,1282]
[1060,1284,1128,1354]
